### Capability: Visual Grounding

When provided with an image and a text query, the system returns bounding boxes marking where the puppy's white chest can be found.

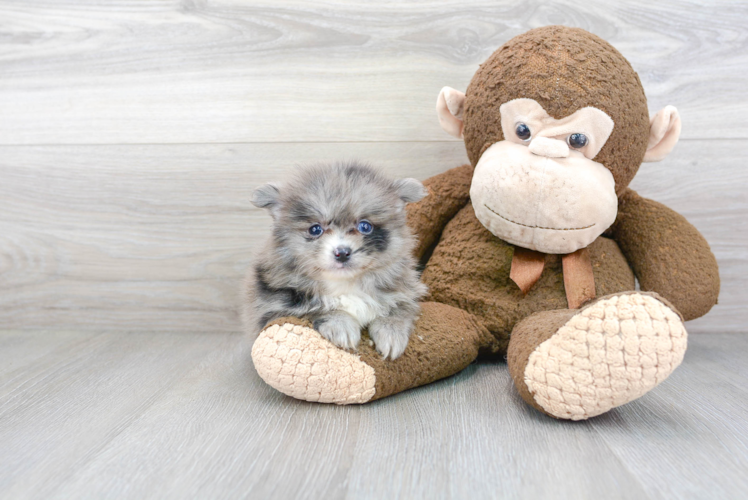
[336,294,379,326]
[323,281,382,326]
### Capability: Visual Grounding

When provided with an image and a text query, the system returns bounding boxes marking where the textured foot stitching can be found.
[252,323,376,404]
[524,293,687,420]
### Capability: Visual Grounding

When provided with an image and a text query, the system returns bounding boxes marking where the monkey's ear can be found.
[394,178,428,204]
[643,106,681,162]
[251,183,281,211]
[436,87,466,139]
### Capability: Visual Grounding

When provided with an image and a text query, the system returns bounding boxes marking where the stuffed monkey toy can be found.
[250,26,720,420]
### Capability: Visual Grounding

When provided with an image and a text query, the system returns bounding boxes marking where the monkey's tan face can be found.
[469,99,617,254]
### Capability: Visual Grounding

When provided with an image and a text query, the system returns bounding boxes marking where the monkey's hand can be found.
[609,189,720,321]
[406,164,474,262]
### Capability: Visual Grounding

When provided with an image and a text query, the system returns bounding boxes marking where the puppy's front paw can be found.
[369,317,413,360]
[314,313,361,351]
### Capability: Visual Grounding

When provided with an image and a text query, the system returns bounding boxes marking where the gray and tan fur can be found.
[244,161,428,359]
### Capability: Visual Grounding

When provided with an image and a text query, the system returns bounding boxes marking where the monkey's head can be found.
[436,26,681,254]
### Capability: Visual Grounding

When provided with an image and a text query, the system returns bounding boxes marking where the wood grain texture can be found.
[0,330,745,499]
[0,3,744,498]
[0,140,743,333]
[589,334,748,500]
[0,330,238,498]
[0,0,747,144]
[0,139,743,333]
[0,142,470,332]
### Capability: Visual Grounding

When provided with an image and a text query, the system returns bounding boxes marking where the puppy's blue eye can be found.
[308,224,323,237]
[357,220,373,234]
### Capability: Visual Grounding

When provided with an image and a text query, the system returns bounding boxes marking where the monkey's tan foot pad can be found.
[251,322,376,404]
[524,293,687,420]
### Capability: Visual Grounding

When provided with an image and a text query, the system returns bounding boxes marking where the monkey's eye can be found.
[515,123,532,141]
[308,224,323,237]
[567,133,588,149]
[357,220,373,234]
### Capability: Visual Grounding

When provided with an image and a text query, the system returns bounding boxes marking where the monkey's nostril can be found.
[333,246,352,263]
[529,137,569,158]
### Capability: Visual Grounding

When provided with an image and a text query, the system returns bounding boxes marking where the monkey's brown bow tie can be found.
[510,247,596,309]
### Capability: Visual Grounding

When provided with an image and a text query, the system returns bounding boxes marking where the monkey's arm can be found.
[609,189,720,321]
[406,164,474,261]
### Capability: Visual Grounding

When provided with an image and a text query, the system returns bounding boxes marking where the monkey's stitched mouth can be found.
[484,204,595,231]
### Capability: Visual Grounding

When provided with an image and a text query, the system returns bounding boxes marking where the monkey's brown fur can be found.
[251,26,720,417]
[464,26,650,194]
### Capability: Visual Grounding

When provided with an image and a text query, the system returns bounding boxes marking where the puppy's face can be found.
[286,211,388,280]
[252,163,427,280]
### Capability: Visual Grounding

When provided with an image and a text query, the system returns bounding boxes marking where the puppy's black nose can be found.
[333,246,352,263]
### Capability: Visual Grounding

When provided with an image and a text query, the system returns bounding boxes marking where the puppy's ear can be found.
[252,183,281,213]
[394,178,428,204]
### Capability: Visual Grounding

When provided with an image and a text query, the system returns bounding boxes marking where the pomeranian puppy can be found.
[244,161,428,359]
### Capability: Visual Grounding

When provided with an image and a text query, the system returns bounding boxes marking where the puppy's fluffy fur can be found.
[244,161,428,359]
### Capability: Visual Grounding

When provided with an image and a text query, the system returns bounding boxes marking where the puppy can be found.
[244,161,428,359]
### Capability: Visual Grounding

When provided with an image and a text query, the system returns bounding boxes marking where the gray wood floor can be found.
[1,1,747,498]
[1,330,746,499]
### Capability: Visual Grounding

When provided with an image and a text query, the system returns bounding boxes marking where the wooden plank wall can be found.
[1,0,746,334]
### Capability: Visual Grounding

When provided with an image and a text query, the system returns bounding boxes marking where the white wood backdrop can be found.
[0,0,746,334]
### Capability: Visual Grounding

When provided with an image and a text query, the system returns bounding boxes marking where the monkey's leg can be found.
[251,302,499,404]
[507,292,687,420]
